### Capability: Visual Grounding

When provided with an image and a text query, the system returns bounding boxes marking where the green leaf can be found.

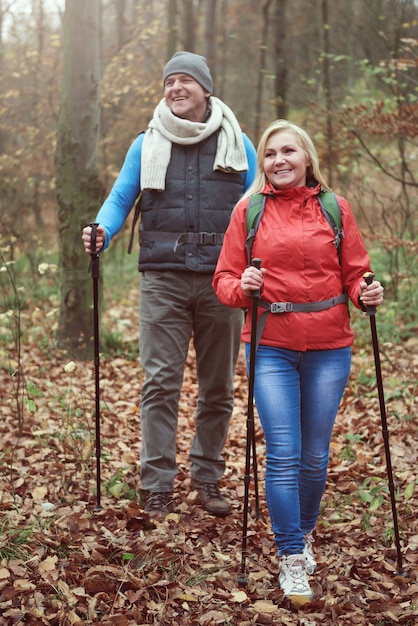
[369,495,384,511]
[404,482,415,500]
[359,491,373,503]
[27,380,43,397]
[24,398,37,413]
[108,482,125,498]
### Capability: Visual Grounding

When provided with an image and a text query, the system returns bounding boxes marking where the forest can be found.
[0,0,417,624]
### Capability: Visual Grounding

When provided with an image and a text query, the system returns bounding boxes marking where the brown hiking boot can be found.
[145,491,174,518]
[191,480,230,517]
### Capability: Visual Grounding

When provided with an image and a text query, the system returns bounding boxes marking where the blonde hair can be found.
[242,119,331,201]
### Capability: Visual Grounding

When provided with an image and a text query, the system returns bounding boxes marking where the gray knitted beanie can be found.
[162,51,213,94]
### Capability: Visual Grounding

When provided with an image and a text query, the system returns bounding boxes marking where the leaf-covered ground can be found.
[1,290,417,625]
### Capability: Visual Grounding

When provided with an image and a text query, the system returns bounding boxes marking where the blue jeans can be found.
[245,344,351,556]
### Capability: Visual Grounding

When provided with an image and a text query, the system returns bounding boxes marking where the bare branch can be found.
[350,129,417,188]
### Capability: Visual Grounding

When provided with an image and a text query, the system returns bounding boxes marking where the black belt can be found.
[139,230,224,246]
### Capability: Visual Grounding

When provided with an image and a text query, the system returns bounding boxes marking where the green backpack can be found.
[245,190,344,265]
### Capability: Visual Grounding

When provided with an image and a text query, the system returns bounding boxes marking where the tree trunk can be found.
[167,0,178,58]
[273,0,288,119]
[204,0,217,87]
[116,0,127,52]
[180,0,195,51]
[217,0,228,100]
[322,0,333,184]
[0,0,5,154]
[55,0,103,359]
[254,0,273,140]
[32,0,45,229]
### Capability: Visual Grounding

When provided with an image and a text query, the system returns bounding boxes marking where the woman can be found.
[212,120,384,604]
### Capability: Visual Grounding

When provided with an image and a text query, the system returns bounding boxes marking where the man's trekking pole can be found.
[237,258,262,587]
[89,223,102,511]
[363,272,407,576]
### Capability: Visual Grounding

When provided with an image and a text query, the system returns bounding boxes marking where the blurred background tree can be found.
[55,0,102,356]
[0,0,416,357]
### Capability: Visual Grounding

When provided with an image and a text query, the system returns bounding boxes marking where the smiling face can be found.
[263,130,311,188]
[164,73,210,122]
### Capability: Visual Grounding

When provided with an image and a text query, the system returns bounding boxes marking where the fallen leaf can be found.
[174,593,199,602]
[38,556,58,573]
[231,590,248,602]
[13,579,36,591]
[252,599,278,613]
[32,486,48,501]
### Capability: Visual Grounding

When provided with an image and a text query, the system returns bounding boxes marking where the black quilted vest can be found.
[138,131,244,273]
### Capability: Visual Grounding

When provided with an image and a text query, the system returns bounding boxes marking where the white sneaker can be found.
[303,532,317,574]
[279,554,313,604]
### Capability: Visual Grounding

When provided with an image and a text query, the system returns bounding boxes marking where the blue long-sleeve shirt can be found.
[95,132,257,249]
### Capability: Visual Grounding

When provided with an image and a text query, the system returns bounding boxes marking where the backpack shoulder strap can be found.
[127,130,145,255]
[127,191,142,254]
[245,193,266,264]
[318,190,342,229]
[317,190,343,264]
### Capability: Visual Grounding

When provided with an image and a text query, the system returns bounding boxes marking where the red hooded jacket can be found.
[213,182,372,351]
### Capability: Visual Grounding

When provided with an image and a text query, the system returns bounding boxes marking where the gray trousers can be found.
[139,270,243,492]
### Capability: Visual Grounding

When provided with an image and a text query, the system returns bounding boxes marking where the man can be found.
[82,51,256,518]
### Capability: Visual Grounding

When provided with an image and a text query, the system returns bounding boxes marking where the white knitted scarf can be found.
[141,96,248,191]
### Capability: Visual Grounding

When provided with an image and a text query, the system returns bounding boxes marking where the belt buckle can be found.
[199,232,216,245]
[270,302,293,313]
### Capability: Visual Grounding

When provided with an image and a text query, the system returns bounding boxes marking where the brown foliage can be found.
[0,293,417,625]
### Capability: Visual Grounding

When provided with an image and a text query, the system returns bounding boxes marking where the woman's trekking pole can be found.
[237,258,262,587]
[89,223,102,511]
[363,272,406,576]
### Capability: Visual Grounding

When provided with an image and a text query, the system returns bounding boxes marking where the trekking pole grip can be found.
[252,258,262,270]
[90,222,100,257]
[363,271,377,316]
[89,223,100,279]
[251,258,262,298]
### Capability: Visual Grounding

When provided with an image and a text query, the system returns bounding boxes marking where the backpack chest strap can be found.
[253,293,348,349]
[261,292,347,314]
